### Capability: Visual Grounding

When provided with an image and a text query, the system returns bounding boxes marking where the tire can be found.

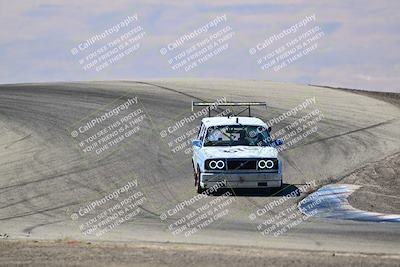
[196,169,205,194]
[192,161,197,187]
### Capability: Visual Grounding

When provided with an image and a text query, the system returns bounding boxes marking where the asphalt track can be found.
[0,80,399,256]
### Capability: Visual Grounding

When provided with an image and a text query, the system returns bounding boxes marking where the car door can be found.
[193,123,206,172]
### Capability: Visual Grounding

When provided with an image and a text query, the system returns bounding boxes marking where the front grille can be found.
[227,159,257,170]
[205,158,279,172]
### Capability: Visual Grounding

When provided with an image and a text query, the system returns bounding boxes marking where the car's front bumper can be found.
[200,172,282,189]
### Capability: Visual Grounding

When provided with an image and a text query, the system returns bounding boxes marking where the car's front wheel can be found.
[196,168,205,194]
[192,162,197,187]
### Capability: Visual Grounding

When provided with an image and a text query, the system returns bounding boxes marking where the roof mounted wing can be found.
[191,101,267,117]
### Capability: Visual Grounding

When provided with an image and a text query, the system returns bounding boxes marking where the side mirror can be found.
[274,139,283,146]
[192,139,202,148]
[267,126,272,132]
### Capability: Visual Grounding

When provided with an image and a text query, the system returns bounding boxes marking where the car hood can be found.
[202,146,278,159]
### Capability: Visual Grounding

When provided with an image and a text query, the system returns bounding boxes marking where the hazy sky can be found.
[0,0,399,92]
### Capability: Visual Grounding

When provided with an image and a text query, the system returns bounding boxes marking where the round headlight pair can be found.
[258,159,274,169]
[209,160,225,169]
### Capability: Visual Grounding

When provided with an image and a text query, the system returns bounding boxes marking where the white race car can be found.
[191,102,283,193]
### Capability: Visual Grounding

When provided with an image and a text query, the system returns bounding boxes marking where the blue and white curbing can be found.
[298,184,400,223]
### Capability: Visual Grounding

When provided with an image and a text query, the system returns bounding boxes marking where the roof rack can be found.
[192,101,267,117]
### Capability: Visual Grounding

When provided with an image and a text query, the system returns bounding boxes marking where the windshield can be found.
[203,125,271,147]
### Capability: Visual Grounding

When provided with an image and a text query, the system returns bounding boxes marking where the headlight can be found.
[216,160,225,169]
[209,160,217,169]
[206,159,226,170]
[265,159,274,169]
[258,160,266,169]
[258,159,276,169]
